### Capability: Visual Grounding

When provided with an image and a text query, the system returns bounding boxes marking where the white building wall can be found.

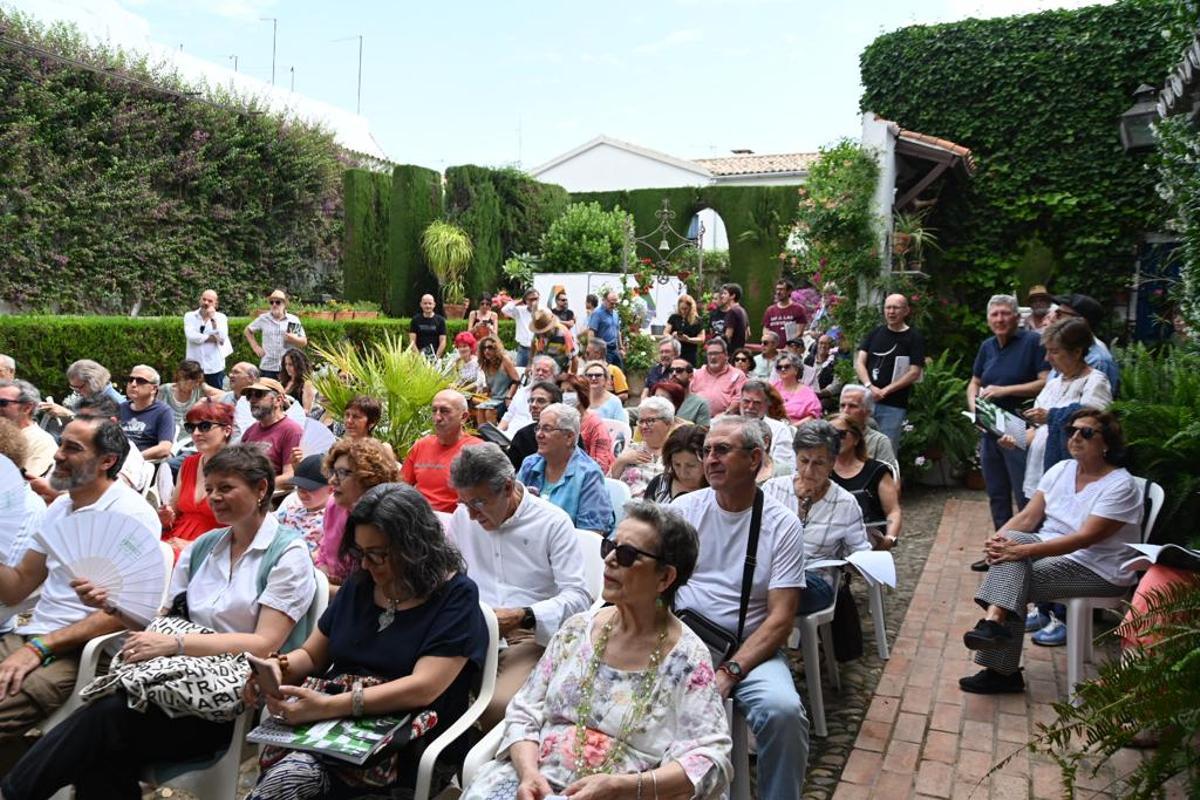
[532,143,710,192]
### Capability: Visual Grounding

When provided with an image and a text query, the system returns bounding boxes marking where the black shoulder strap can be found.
[736,489,764,644]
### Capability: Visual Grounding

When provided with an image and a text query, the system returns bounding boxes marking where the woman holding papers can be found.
[828,414,902,550]
[245,483,488,799]
[4,444,316,799]
[161,398,233,550]
[764,421,873,614]
[960,409,1143,695]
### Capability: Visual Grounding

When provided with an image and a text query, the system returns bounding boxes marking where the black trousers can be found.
[1,692,234,800]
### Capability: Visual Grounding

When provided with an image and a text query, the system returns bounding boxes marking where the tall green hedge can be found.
[343,170,392,308]
[0,10,343,315]
[0,316,515,399]
[445,166,505,303]
[386,165,443,316]
[859,2,1184,326]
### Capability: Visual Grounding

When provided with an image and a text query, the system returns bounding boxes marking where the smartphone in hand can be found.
[246,653,284,700]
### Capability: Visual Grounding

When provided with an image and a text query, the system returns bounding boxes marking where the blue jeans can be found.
[979,433,1028,529]
[799,570,836,614]
[606,347,624,370]
[732,652,810,800]
[203,371,225,390]
[872,403,906,454]
[515,345,531,368]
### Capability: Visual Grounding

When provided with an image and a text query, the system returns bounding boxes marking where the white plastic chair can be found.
[413,602,500,800]
[604,478,632,526]
[575,529,607,610]
[1066,478,1163,703]
[146,568,330,800]
[786,571,840,738]
[601,418,632,458]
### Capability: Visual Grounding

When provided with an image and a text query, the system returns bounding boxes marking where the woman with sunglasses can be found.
[314,438,400,585]
[469,293,499,341]
[665,294,705,366]
[245,483,488,799]
[582,360,626,422]
[730,347,756,378]
[161,399,235,550]
[771,354,822,423]
[960,409,1144,695]
[464,501,731,800]
[828,413,902,550]
[475,335,520,426]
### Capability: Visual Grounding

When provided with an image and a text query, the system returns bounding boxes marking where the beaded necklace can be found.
[571,611,669,778]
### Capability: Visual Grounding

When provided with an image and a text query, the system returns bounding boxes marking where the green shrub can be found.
[386,165,443,317]
[540,202,632,273]
[343,170,392,308]
[0,316,514,399]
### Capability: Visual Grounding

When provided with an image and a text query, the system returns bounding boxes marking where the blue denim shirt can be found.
[587,308,621,354]
[517,447,615,534]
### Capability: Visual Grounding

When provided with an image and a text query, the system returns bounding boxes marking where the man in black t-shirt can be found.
[719,282,749,351]
[855,293,925,451]
[409,294,447,358]
[551,291,576,330]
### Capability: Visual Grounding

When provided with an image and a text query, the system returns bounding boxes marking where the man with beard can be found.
[0,417,159,764]
[239,377,302,481]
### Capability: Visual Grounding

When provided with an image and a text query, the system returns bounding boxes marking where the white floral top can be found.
[464,609,731,800]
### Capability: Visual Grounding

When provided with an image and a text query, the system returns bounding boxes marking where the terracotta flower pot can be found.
[353,311,379,319]
[443,302,467,320]
[333,310,354,321]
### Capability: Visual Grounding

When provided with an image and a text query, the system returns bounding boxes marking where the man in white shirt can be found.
[447,443,591,727]
[183,289,234,390]
[244,289,308,379]
[0,417,159,750]
[500,287,540,368]
[0,381,57,478]
[671,415,809,799]
[498,356,558,433]
[723,380,796,476]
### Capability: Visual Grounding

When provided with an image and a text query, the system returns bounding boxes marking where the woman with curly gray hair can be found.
[247,483,490,798]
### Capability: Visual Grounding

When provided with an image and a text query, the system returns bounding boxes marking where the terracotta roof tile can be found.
[693,152,818,176]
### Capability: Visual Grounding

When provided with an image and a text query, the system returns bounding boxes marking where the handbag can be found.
[678,489,763,665]
[831,576,865,663]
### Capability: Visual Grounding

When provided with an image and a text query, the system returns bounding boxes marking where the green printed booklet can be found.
[248,713,412,765]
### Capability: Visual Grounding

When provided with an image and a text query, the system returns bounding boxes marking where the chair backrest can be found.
[434,510,454,536]
[308,568,330,629]
[575,529,606,609]
[604,478,632,525]
[1136,477,1166,543]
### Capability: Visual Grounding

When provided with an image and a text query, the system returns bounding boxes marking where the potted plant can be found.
[422,221,473,319]
[892,210,940,271]
[897,353,978,485]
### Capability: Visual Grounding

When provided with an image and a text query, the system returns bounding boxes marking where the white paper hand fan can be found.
[0,456,28,559]
[36,510,166,627]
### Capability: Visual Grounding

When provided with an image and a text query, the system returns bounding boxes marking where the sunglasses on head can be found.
[600,537,663,567]
[1067,424,1098,440]
[183,420,223,434]
[125,376,154,386]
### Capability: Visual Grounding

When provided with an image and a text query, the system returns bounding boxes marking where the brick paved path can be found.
[831,497,1176,800]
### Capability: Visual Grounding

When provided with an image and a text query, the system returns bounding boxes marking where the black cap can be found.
[1051,293,1103,330]
[291,454,329,491]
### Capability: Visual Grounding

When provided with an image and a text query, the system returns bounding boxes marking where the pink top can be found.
[579,412,615,474]
[773,381,822,423]
[314,498,353,582]
[689,364,747,416]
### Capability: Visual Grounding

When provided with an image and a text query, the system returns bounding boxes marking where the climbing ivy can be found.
[859,1,1187,342]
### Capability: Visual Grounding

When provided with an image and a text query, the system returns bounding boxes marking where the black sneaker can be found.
[959,667,1025,694]
[963,619,1012,651]
[970,558,990,572]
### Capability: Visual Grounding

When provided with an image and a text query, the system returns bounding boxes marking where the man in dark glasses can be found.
[667,358,711,428]
[117,366,174,461]
[239,377,302,481]
[447,443,590,728]
[243,289,307,380]
[0,380,56,479]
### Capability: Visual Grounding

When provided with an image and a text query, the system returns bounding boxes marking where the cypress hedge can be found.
[387,165,444,317]
[0,316,514,400]
[343,170,393,309]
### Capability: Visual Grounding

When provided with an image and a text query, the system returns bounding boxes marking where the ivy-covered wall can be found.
[859,1,1184,330]
[342,169,392,308]
[572,186,798,324]
[0,10,344,316]
[385,164,443,317]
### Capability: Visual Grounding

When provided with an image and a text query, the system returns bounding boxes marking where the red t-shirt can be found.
[400,434,483,512]
[242,416,304,475]
[762,302,808,344]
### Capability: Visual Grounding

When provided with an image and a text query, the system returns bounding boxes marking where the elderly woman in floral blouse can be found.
[464,501,731,800]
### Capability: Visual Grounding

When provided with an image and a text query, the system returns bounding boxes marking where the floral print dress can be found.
[464,609,732,800]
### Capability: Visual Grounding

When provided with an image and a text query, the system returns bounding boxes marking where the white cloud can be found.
[4,0,153,48]
[634,28,703,55]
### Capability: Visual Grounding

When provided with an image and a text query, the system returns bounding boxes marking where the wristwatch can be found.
[719,660,745,681]
[520,607,536,630]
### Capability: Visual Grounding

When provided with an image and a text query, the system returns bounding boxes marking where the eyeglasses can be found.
[482,344,496,351]
[600,537,663,567]
[638,416,665,427]
[183,420,222,434]
[585,372,607,380]
[776,363,796,371]
[670,366,693,374]
[0,399,22,408]
[125,376,155,386]
[245,389,271,400]
[328,467,354,482]
[347,545,390,566]
[1066,424,1098,440]
[535,424,565,435]
[702,443,753,459]
[269,299,285,306]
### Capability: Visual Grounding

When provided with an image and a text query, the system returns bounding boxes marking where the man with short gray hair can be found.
[641,336,680,400]
[183,289,232,389]
[856,293,925,451]
[728,380,795,476]
[448,442,591,727]
[672,416,810,798]
[517,403,614,533]
[839,385,898,473]
[0,380,56,477]
[0,356,14,382]
[499,356,558,433]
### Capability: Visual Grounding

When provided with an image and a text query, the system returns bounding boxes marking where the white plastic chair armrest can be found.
[76,630,127,685]
[461,722,506,791]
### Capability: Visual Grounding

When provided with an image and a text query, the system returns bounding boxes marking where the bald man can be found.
[183,289,233,389]
[409,294,447,358]
[400,389,482,511]
[855,293,925,451]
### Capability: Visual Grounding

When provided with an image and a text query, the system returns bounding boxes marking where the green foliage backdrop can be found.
[540,202,632,274]
[342,170,392,309]
[0,10,344,315]
[386,164,443,317]
[859,1,1185,337]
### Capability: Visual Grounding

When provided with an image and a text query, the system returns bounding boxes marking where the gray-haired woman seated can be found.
[763,420,872,614]
[463,501,732,800]
[609,396,676,499]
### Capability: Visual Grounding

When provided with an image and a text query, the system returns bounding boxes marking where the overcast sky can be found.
[6,0,1113,169]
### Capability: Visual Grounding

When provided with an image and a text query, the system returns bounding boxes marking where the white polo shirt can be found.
[447,486,590,646]
[20,480,160,636]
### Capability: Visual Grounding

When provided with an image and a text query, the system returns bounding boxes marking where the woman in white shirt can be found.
[959,409,1143,695]
[5,444,316,800]
[764,420,871,614]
